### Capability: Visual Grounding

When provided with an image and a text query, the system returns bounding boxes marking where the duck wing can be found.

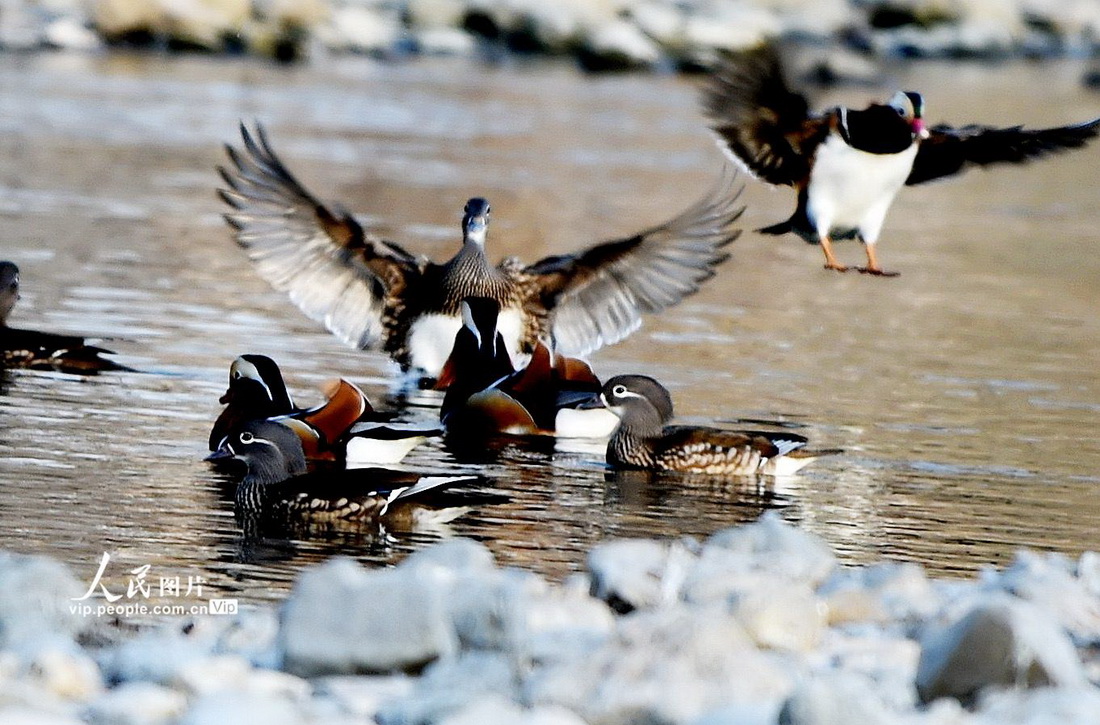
[658,426,809,460]
[219,122,425,350]
[523,171,743,358]
[702,43,830,186]
[906,118,1100,185]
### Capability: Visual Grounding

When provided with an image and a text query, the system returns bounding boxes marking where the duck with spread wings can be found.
[218,124,744,384]
[703,44,1100,276]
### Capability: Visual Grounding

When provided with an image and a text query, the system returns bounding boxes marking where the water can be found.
[1,52,1098,604]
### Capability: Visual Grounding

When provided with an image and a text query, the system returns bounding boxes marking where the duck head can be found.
[222,354,294,411]
[0,261,20,326]
[590,374,675,436]
[213,419,307,486]
[888,91,928,140]
[462,198,491,248]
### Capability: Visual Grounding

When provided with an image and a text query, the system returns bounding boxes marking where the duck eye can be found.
[612,385,627,396]
[232,371,241,380]
[240,432,254,443]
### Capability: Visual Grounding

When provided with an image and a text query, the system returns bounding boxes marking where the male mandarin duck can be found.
[703,44,1100,276]
[438,297,618,439]
[208,354,436,465]
[218,123,743,382]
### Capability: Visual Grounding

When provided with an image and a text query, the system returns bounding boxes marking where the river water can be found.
[0,52,1097,604]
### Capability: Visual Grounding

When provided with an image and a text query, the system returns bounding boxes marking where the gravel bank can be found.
[2,514,1098,724]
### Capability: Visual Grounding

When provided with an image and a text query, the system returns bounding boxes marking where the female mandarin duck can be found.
[703,44,1100,276]
[0,261,127,373]
[218,124,743,383]
[590,375,837,476]
[213,420,482,525]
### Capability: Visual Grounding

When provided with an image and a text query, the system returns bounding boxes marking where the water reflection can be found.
[0,53,1097,604]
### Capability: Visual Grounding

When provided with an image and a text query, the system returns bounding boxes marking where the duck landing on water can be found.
[703,44,1100,276]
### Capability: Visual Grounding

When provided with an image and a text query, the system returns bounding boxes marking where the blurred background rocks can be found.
[2,0,1100,71]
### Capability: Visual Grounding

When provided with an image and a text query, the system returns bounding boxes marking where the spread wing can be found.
[702,43,829,186]
[907,118,1100,185]
[523,169,744,358]
[218,123,423,350]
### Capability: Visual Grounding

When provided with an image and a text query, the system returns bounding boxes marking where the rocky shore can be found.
[1,514,1098,724]
[3,0,1100,68]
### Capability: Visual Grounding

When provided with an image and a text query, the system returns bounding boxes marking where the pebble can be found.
[279,556,457,676]
[84,681,188,725]
[915,597,1088,704]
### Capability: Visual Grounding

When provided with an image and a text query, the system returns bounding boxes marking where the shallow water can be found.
[0,52,1098,605]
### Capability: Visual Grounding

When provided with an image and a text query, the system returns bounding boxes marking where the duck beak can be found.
[204,441,235,461]
[572,392,607,410]
[913,119,929,139]
[218,388,233,404]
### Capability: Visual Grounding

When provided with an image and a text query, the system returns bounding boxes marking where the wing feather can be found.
[907,118,1100,185]
[702,44,827,186]
[526,168,744,357]
[218,122,422,350]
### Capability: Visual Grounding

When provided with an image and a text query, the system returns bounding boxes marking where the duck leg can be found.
[857,243,899,277]
[819,235,847,272]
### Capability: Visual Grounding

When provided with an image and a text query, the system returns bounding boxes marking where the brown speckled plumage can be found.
[600,375,830,476]
[219,123,744,379]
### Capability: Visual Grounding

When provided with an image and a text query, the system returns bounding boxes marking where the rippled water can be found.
[1,52,1098,605]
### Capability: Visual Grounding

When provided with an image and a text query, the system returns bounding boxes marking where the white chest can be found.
[407,308,526,378]
[807,133,918,240]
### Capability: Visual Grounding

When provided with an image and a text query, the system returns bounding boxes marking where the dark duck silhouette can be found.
[703,44,1100,276]
[0,261,128,373]
[218,123,743,382]
[438,297,618,439]
[209,353,436,465]
[213,420,483,526]
[588,374,837,476]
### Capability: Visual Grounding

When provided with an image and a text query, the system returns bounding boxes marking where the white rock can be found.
[439,695,589,725]
[975,686,1100,725]
[279,557,457,676]
[85,682,188,725]
[685,515,837,603]
[170,654,252,696]
[376,651,519,725]
[98,630,211,685]
[318,4,403,53]
[527,603,793,724]
[44,16,103,50]
[992,550,1100,645]
[582,18,662,68]
[628,1,685,47]
[414,27,477,55]
[588,538,695,612]
[401,538,497,579]
[25,645,103,702]
[178,691,304,725]
[0,706,84,725]
[915,597,1088,704]
[313,675,415,719]
[731,581,826,653]
[777,673,894,725]
[0,553,86,649]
